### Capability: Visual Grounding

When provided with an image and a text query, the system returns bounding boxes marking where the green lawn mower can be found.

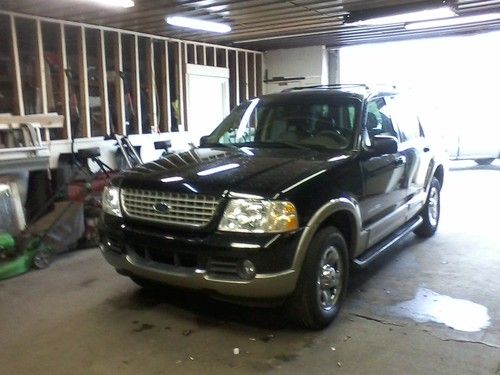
[0,233,53,280]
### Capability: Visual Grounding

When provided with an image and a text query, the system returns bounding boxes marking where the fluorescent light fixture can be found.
[166,16,231,33]
[87,0,135,8]
[197,163,239,176]
[349,7,456,26]
[406,12,500,30]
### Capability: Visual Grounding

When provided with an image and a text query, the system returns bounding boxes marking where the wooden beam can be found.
[60,24,71,139]
[256,53,263,96]
[235,50,240,105]
[253,53,257,98]
[245,52,249,101]
[132,34,142,134]
[179,42,186,130]
[147,38,157,132]
[78,26,90,138]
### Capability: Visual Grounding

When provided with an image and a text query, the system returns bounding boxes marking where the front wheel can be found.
[414,177,441,238]
[287,227,349,329]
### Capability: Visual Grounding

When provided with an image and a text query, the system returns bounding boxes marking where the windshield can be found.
[205,96,361,150]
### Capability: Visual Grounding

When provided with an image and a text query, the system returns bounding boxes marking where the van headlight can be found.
[102,186,122,217]
[218,199,298,233]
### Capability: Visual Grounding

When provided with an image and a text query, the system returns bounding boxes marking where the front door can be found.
[359,97,408,247]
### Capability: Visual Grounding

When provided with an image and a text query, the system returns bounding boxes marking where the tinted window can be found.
[207,97,361,150]
[365,97,399,139]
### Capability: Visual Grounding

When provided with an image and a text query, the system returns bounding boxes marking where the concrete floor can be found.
[1,161,499,375]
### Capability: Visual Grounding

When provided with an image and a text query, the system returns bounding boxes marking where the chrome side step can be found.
[354,216,423,268]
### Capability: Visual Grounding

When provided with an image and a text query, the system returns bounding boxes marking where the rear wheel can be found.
[414,177,441,238]
[475,158,495,166]
[287,227,349,329]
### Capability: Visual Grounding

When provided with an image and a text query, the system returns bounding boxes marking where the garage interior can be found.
[1,1,499,374]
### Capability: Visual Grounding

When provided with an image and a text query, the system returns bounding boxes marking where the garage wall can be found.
[263,46,329,93]
[0,11,264,167]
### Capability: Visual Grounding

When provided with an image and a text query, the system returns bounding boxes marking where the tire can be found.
[414,177,441,238]
[475,158,495,166]
[287,226,349,329]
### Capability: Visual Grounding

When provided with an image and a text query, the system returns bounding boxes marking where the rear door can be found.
[359,96,408,247]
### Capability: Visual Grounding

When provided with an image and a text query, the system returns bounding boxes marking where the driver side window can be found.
[366,98,399,140]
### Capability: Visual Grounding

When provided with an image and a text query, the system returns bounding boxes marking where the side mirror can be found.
[154,140,172,150]
[199,136,209,147]
[371,135,398,155]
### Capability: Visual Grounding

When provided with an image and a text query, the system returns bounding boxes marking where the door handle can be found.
[423,147,430,152]
[394,156,406,166]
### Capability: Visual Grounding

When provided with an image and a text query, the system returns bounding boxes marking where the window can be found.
[207,97,360,150]
[392,96,421,141]
[365,97,399,139]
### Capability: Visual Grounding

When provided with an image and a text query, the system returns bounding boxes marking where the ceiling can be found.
[2,0,500,50]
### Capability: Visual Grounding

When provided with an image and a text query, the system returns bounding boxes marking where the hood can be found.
[117,147,352,198]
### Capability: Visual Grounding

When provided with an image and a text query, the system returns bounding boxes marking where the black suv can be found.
[99,84,446,328]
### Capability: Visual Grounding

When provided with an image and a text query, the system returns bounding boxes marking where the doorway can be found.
[186,64,230,145]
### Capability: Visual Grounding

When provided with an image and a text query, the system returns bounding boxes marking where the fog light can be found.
[238,260,256,280]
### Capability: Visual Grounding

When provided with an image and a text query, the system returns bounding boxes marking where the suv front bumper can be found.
[99,215,301,299]
[101,244,297,298]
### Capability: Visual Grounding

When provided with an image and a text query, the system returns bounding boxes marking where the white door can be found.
[186,64,230,145]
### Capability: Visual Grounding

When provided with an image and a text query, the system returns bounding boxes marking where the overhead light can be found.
[406,12,500,29]
[348,6,456,26]
[166,16,231,33]
[87,0,135,8]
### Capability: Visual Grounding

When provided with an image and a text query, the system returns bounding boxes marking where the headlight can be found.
[218,199,298,233]
[102,186,122,217]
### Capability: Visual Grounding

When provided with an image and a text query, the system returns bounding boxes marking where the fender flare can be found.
[291,197,364,274]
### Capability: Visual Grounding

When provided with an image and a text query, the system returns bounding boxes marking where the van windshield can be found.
[205,96,361,150]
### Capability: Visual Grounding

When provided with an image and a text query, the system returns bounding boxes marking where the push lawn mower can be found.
[0,131,148,281]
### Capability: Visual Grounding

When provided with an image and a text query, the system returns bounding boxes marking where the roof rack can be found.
[282,84,368,92]
[282,83,397,92]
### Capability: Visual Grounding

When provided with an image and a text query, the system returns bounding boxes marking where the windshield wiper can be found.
[204,142,240,150]
[256,141,310,150]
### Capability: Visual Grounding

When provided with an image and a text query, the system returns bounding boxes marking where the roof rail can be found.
[282,83,397,92]
[282,84,368,92]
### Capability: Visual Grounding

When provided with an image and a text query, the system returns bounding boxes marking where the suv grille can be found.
[121,188,220,227]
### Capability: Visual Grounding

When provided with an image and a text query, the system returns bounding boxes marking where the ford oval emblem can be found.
[153,202,171,214]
